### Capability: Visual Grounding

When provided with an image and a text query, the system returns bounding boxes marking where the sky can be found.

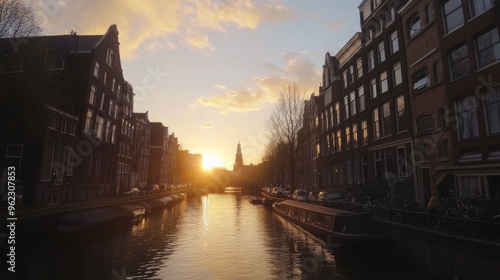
[34,0,361,169]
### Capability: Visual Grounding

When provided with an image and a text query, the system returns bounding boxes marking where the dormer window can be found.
[106,48,114,67]
[408,13,422,37]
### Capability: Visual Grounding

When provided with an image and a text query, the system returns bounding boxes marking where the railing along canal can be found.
[335,202,500,243]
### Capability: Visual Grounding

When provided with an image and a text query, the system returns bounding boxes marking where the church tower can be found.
[233,142,243,171]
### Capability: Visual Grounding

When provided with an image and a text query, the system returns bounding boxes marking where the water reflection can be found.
[11,194,434,280]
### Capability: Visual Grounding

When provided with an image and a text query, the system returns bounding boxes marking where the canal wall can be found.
[374,219,500,280]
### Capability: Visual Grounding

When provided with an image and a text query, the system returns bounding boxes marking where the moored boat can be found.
[249,197,262,204]
[58,207,127,233]
[117,205,146,223]
[273,200,390,248]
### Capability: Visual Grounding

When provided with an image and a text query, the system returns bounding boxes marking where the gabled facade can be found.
[131,112,150,188]
[0,25,126,206]
[400,0,451,204]
[436,0,500,199]
[316,0,416,200]
[116,81,135,193]
[148,122,169,185]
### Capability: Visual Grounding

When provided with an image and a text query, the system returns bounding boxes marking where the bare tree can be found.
[265,83,305,190]
[0,0,41,38]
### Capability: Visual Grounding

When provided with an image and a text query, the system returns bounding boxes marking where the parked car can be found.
[272,187,284,195]
[144,184,160,194]
[308,191,321,204]
[123,187,140,197]
[292,189,308,202]
[158,183,167,192]
[318,190,347,206]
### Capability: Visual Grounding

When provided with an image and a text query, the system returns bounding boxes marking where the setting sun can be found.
[202,155,223,170]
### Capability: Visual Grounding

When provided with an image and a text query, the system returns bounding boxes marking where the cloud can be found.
[37,0,294,57]
[198,89,269,115]
[196,51,320,114]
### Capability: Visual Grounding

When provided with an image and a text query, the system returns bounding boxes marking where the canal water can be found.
[11,193,435,279]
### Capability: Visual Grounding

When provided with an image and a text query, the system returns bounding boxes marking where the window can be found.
[356,58,363,78]
[396,95,407,132]
[47,193,59,206]
[384,148,396,178]
[349,65,355,82]
[371,78,378,99]
[397,147,408,177]
[329,107,334,129]
[417,115,435,133]
[89,85,96,105]
[95,116,104,139]
[379,17,386,32]
[358,86,365,112]
[368,50,375,71]
[382,102,391,137]
[344,96,350,119]
[336,130,342,152]
[108,100,113,116]
[330,131,336,152]
[380,71,388,93]
[413,69,429,90]
[350,91,357,116]
[106,48,114,67]
[393,62,402,85]
[484,88,500,134]
[335,102,340,125]
[84,110,93,134]
[459,176,480,197]
[346,158,353,185]
[456,96,479,139]
[345,126,351,150]
[352,124,358,148]
[93,62,100,78]
[103,72,108,87]
[353,157,360,184]
[425,4,435,23]
[111,78,116,92]
[343,70,348,88]
[99,92,106,110]
[475,27,500,69]
[105,121,111,142]
[378,41,386,62]
[408,13,422,37]
[390,31,399,54]
[469,0,494,17]
[373,108,380,139]
[449,44,470,79]
[361,120,368,146]
[359,154,367,185]
[117,84,122,97]
[443,0,464,33]
[67,119,76,135]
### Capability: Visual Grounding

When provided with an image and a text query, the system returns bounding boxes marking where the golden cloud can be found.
[196,51,320,114]
[37,0,294,57]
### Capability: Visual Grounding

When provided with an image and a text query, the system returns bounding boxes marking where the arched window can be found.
[408,13,421,37]
[413,68,429,90]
